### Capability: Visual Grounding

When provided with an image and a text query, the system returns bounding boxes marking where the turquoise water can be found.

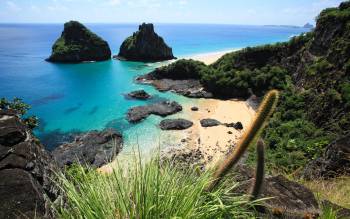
[0,23,309,151]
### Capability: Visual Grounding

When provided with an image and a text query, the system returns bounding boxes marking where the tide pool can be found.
[0,23,309,151]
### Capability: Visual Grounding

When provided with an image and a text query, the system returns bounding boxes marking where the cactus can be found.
[207,89,279,191]
[250,139,265,201]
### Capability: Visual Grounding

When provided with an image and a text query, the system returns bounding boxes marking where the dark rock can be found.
[160,147,205,171]
[52,129,123,168]
[0,110,59,218]
[234,171,320,218]
[303,134,350,179]
[0,116,27,146]
[127,101,182,123]
[191,106,199,111]
[228,131,233,134]
[116,23,175,62]
[126,90,151,100]
[200,118,221,127]
[159,119,193,130]
[321,200,350,218]
[136,59,213,98]
[47,21,111,63]
[303,23,314,29]
[234,122,243,130]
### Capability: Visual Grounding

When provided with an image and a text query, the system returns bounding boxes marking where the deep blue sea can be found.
[0,23,309,151]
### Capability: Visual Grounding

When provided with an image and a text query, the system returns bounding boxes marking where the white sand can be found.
[185,49,238,65]
[99,49,253,173]
[166,99,256,166]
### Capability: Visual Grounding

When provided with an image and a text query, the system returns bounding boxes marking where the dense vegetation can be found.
[47,21,111,63]
[156,1,350,173]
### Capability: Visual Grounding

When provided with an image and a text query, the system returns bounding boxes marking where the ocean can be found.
[0,23,309,151]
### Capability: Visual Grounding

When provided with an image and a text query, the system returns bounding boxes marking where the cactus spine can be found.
[250,138,265,200]
[207,89,279,191]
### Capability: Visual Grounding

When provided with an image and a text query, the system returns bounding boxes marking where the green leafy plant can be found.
[56,152,258,219]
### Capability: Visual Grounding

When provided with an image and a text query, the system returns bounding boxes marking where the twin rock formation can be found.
[47,21,174,63]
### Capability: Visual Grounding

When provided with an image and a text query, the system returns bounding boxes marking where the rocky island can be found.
[115,23,175,62]
[46,21,111,63]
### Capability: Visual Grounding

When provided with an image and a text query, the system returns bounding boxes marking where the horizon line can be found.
[0,21,311,28]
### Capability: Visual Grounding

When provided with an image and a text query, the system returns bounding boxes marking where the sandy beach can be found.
[159,98,256,168]
[99,49,254,173]
[186,49,238,65]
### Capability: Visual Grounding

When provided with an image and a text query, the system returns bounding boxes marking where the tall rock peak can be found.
[47,20,111,63]
[116,23,175,62]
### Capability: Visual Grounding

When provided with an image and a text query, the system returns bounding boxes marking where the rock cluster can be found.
[47,21,111,63]
[116,23,175,62]
[126,90,151,100]
[159,119,193,130]
[52,129,123,168]
[0,109,59,218]
[199,118,244,130]
[127,101,182,123]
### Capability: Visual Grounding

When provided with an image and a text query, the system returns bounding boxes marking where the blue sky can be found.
[0,0,344,25]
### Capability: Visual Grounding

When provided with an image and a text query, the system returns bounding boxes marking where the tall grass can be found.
[55,152,258,219]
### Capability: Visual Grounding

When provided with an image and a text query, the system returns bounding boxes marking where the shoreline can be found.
[181,48,239,65]
[99,48,254,173]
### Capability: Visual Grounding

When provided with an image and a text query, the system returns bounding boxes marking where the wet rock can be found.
[126,90,151,100]
[116,23,175,62]
[159,119,193,130]
[200,118,221,127]
[52,129,123,168]
[0,110,59,219]
[303,134,350,179]
[127,101,182,123]
[47,21,111,63]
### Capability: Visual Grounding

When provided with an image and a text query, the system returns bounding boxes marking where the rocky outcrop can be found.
[303,23,314,29]
[234,170,320,218]
[47,21,111,63]
[0,110,59,218]
[116,23,175,62]
[159,119,193,130]
[136,59,213,98]
[200,119,221,127]
[127,101,182,123]
[224,122,244,130]
[52,129,123,168]
[302,134,350,179]
[126,90,151,100]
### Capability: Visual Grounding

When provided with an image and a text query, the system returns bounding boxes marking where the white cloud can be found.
[6,1,21,12]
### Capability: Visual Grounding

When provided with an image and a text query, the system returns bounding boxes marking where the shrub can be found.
[152,59,207,79]
[0,97,38,129]
[56,154,257,219]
